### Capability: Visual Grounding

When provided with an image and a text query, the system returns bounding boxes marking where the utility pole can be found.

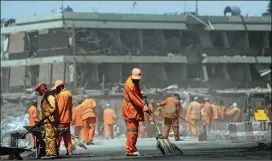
[195,0,199,15]
[72,24,77,91]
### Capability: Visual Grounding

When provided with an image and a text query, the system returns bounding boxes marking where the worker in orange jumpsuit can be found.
[122,68,151,156]
[199,97,214,141]
[186,97,201,136]
[35,82,60,159]
[218,100,226,121]
[157,93,181,141]
[139,100,154,138]
[81,95,97,145]
[72,97,84,139]
[52,80,73,156]
[211,102,219,121]
[28,99,40,147]
[225,103,241,122]
[103,103,116,140]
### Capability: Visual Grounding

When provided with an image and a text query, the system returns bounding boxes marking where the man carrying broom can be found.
[121,68,152,156]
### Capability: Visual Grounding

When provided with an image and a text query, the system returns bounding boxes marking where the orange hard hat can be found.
[131,68,141,80]
[35,82,45,90]
[51,80,64,90]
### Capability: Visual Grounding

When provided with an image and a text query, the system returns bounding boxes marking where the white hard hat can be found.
[232,103,237,107]
[106,103,110,107]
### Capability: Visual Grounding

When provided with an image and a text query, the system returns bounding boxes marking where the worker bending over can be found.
[53,80,73,155]
[122,68,151,156]
[157,93,181,141]
[225,103,241,122]
[72,97,84,139]
[186,97,201,136]
[81,95,97,145]
[103,103,116,140]
[35,82,60,159]
[28,99,40,147]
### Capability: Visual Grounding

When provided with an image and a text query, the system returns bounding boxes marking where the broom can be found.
[175,114,205,136]
[143,97,183,155]
[71,135,87,150]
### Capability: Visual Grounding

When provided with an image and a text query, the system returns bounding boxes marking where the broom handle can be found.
[175,114,197,128]
[143,98,162,134]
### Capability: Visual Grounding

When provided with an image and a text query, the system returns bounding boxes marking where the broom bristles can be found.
[71,135,88,150]
[156,137,183,155]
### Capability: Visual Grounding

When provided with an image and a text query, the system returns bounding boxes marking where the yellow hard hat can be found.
[131,68,141,80]
[51,80,64,90]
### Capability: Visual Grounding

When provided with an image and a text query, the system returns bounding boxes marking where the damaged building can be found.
[1,7,271,93]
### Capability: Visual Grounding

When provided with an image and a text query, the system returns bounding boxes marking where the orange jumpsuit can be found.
[225,107,241,122]
[121,76,147,156]
[139,104,153,138]
[56,89,73,152]
[103,107,116,139]
[186,101,201,136]
[158,97,181,140]
[211,104,219,121]
[218,105,226,121]
[81,98,97,143]
[28,105,40,145]
[41,93,60,156]
[72,104,84,139]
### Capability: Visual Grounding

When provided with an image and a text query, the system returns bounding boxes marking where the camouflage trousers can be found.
[44,123,57,155]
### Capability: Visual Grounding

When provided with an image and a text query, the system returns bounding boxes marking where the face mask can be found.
[132,79,140,84]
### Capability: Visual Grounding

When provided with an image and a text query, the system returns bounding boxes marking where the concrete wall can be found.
[9,66,25,86]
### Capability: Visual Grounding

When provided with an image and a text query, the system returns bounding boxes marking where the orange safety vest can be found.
[28,105,40,126]
[81,98,96,120]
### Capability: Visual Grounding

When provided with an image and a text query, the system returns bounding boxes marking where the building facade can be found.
[1,10,271,92]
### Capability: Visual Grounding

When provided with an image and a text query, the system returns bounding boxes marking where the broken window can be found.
[248,31,264,56]
[187,64,202,79]
[226,31,244,49]
[163,30,181,55]
[142,29,158,55]
[209,31,224,47]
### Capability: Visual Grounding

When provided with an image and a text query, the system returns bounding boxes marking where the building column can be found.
[223,64,230,80]
[137,30,143,54]
[244,64,252,81]
[262,31,270,56]
[202,64,209,82]
[221,32,229,48]
[91,64,99,82]
[244,31,249,48]
[180,64,188,80]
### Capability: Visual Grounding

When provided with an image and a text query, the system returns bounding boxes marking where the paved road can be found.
[1,137,271,160]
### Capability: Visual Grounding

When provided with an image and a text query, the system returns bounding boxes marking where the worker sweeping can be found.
[35,82,60,159]
[52,80,73,156]
[28,99,40,147]
[103,103,116,140]
[157,93,181,141]
[121,68,151,156]
[72,96,84,139]
[81,95,97,145]
[186,97,201,136]
[144,99,155,138]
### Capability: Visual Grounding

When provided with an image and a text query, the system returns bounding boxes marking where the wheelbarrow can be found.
[0,131,31,160]
[23,125,70,159]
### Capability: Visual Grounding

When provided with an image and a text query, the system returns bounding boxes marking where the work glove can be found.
[143,106,152,115]
[142,94,147,100]
[145,109,152,115]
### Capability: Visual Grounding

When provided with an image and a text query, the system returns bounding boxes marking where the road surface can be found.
[1,137,271,160]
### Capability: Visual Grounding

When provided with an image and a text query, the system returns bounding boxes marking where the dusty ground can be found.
[2,136,270,160]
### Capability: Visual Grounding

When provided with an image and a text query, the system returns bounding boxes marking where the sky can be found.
[1,1,270,20]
